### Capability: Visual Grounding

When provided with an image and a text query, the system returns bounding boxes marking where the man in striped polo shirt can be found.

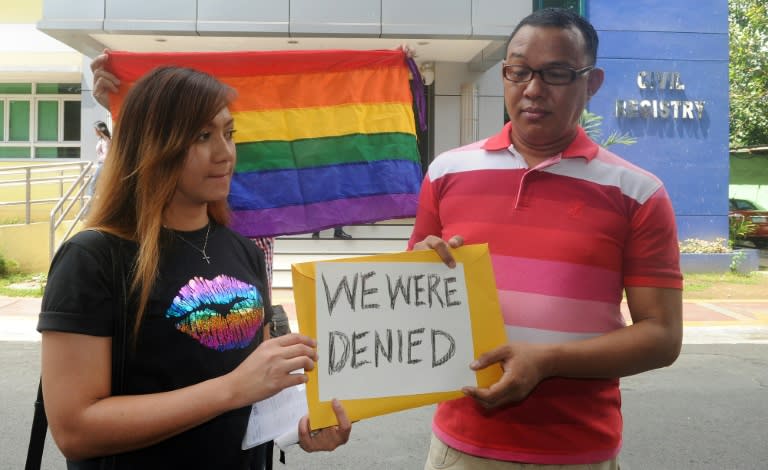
[410,8,683,470]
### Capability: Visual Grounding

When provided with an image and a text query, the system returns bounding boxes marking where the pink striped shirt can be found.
[408,123,682,464]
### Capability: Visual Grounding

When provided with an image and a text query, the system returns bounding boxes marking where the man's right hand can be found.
[91,49,120,110]
[412,234,464,268]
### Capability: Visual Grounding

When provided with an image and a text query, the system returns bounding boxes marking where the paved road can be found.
[3,342,765,470]
[2,295,767,469]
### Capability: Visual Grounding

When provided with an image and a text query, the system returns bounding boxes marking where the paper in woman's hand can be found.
[242,379,308,450]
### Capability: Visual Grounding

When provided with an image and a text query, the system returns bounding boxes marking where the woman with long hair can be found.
[38,66,350,469]
[87,120,111,197]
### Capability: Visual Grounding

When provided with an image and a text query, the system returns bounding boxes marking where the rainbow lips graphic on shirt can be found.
[166,275,264,351]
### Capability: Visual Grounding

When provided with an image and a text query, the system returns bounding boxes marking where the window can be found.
[533,0,583,14]
[9,100,30,141]
[38,101,59,141]
[0,83,32,94]
[63,101,80,141]
[0,82,81,159]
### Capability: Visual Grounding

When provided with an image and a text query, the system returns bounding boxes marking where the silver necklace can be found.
[173,223,211,264]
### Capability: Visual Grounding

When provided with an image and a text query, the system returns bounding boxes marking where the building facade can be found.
[3,0,730,242]
[0,0,91,159]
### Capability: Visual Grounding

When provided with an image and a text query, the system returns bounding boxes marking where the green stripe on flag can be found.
[235,132,420,172]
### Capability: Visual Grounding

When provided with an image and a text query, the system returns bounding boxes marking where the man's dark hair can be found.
[507,8,599,64]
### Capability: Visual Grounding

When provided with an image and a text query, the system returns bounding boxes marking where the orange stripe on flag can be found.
[224,67,411,111]
[106,49,411,117]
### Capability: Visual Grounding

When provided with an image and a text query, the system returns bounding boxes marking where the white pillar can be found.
[460,83,478,145]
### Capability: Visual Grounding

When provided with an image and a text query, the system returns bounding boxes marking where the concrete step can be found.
[273,253,403,270]
[271,219,414,288]
[277,222,415,240]
[274,237,409,255]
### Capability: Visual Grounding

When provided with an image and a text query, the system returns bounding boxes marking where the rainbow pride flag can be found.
[106,50,423,237]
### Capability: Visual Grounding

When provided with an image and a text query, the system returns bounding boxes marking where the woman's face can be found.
[170,107,236,210]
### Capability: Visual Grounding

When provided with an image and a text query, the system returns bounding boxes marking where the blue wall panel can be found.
[677,216,729,243]
[587,0,729,242]
[588,0,728,34]
[599,32,728,61]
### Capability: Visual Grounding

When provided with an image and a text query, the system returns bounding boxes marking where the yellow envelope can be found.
[291,243,507,430]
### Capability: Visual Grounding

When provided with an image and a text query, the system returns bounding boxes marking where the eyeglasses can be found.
[502,64,594,86]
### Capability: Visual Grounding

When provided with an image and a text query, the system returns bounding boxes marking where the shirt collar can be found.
[482,121,599,161]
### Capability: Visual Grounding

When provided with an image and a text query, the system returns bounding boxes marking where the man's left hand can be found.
[461,342,551,408]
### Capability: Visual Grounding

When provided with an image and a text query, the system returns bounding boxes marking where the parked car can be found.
[729,198,768,248]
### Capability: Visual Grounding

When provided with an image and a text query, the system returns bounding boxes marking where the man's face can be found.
[503,25,602,152]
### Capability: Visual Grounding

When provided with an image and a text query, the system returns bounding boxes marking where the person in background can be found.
[40,65,350,469]
[410,8,683,470]
[87,120,111,197]
[311,226,352,240]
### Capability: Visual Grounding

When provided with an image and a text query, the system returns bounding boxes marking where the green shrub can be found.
[0,252,8,277]
[0,272,47,297]
[729,215,756,246]
[0,217,24,225]
[730,250,748,273]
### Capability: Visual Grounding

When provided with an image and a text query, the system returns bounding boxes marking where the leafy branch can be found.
[579,110,637,147]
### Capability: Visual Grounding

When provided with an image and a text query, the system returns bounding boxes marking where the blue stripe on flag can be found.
[228,159,423,210]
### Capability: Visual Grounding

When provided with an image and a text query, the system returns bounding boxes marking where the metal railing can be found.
[48,163,94,260]
[0,161,93,260]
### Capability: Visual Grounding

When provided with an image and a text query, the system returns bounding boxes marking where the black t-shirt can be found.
[38,223,273,469]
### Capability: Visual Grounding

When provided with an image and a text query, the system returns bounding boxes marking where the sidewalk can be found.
[3,291,768,343]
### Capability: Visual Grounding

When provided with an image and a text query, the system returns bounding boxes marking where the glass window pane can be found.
[35,147,58,158]
[0,146,31,158]
[9,101,30,141]
[37,83,82,95]
[35,147,80,158]
[0,83,32,94]
[59,147,80,158]
[38,100,59,141]
[0,102,4,141]
[63,101,81,141]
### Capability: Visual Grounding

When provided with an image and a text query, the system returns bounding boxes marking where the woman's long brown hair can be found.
[86,66,236,339]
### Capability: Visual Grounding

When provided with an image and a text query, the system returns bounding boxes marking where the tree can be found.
[579,110,637,148]
[729,0,768,148]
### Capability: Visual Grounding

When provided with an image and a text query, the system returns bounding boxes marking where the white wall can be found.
[432,61,504,157]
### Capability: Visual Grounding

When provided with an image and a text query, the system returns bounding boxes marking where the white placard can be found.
[315,262,475,401]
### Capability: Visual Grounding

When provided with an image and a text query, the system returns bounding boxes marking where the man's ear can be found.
[587,67,605,97]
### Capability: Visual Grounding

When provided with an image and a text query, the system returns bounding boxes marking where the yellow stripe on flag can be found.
[232,102,416,142]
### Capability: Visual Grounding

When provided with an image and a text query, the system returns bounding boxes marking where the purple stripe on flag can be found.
[406,57,427,132]
[230,193,418,237]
